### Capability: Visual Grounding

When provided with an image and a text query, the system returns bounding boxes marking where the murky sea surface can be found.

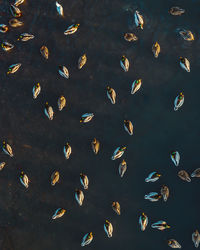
[0,0,200,249]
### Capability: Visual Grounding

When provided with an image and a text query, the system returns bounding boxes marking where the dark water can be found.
[0,0,200,249]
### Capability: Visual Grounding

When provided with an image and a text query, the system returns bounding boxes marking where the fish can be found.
[52,208,66,219]
[174,92,184,111]
[0,24,8,33]
[58,95,66,111]
[75,189,84,206]
[161,185,169,202]
[145,172,161,183]
[91,138,100,154]
[139,213,148,231]
[20,171,29,188]
[179,29,194,41]
[124,120,133,135]
[178,170,191,182]
[107,86,116,104]
[168,239,182,248]
[80,173,89,190]
[32,83,41,99]
[14,0,24,7]
[131,79,142,94]
[40,46,49,59]
[80,113,94,123]
[1,42,14,52]
[134,10,144,29]
[51,171,59,186]
[170,151,180,166]
[44,102,54,120]
[151,221,170,231]
[78,54,87,69]
[17,33,34,42]
[0,162,6,171]
[104,220,113,238]
[7,63,21,74]
[119,159,127,177]
[55,1,64,16]
[111,146,126,160]
[169,7,185,16]
[120,55,129,72]
[2,141,14,157]
[9,18,23,27]
[81,232,93,247]
[64,24,80,35]
[124,33,138,42]
[63,143,72,159]
[112,201,121,215]
[58,66,69,79]
[191,168,200,178]
[180,57,190,72]
[152,42,160,58]
[192,230,200,248]
[144,192,161,202]
[10,4,22,18]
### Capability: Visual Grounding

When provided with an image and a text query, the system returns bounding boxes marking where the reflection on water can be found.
[0,0,200,249]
